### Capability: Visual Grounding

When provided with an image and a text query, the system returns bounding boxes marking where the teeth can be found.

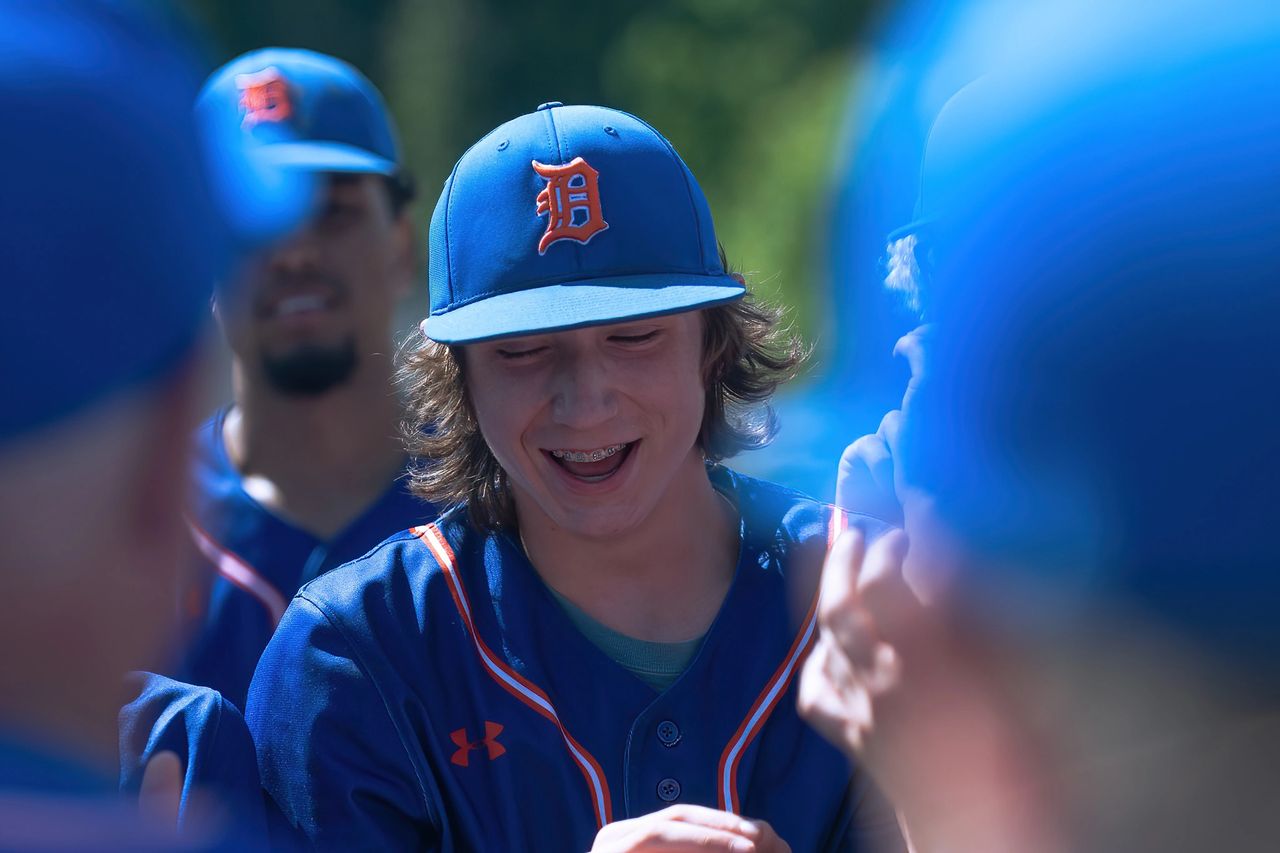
[550,443,627,463]
[276,295,326,316]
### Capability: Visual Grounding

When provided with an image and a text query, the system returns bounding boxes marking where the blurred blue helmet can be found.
[0,2,306,443]
[899,0,1280,660]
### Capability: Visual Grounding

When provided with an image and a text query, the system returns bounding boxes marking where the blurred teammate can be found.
[801,3,1280,850]
[0,1,286,847]
[178,49,437,709]
[248,102,906,851]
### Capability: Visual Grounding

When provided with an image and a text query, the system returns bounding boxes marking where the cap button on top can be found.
[536,101,564,111]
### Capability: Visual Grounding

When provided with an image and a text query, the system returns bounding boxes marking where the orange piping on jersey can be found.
[186,516,287,627]
[412,525,614,828]
[716,507,843,813]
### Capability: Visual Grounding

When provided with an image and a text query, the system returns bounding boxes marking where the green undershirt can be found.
[547,586,704,692]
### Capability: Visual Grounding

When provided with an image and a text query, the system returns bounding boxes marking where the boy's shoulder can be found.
[293,504,474,625]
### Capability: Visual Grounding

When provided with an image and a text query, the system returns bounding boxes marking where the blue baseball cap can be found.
[0,1,232,444]
[200,48,401,178]
[425,103,745,344]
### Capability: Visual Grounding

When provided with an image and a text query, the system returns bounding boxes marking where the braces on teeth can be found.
[551,444,625,463]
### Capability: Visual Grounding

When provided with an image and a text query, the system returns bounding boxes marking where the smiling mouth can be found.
[274,294,329,317]
[546,441,637,483]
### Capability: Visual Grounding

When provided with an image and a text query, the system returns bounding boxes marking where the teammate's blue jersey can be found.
[178,407,436,709]
[247,465,906,851]
[118,672,266,841]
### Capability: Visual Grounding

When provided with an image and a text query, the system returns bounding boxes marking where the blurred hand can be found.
[834,325,933,523]
[798,529,1060,853]
[590,805,790,853]
[836,410,904,525]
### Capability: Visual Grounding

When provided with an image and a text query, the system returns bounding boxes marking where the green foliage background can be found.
[187,0,882,345]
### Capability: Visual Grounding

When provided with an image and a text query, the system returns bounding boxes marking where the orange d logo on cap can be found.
[235,66,292,128]
[533,156,608,254]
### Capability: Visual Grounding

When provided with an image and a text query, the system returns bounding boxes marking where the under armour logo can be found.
[450,721,507,767]
[235,67,292,128]
[533,157,609,255]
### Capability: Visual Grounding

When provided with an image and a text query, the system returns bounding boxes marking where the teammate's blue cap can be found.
[886,76,1004,243]
[0,2,281,444]
[200,48,401,178]
[424,102,745,344]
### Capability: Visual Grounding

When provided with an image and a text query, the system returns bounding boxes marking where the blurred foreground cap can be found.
[424,102,744,344]
[0,1,289,443]
[901,0,1280,658]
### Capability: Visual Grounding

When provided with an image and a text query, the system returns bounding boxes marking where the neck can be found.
[225,349,407,537]
[516,456,739,642]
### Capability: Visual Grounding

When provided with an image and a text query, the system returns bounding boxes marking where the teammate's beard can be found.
[261,339,357,396]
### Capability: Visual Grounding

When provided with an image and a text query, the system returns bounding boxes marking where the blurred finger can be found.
[835,435,899,523]
[138,749,183,830]
[818,528,867,631]
[894,323,934,412]
[798,637,874,755]
[892,324,933,382]
[857,530,921,644]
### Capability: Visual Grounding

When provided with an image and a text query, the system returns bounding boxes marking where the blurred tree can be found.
[184,0,881,348]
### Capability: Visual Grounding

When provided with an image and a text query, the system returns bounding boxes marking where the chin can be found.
[536,495,652,540]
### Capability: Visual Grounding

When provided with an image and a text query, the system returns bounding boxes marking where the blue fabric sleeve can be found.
[246,596,439,850]
[118,672,267,844]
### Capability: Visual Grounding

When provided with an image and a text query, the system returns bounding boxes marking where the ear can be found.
[730,272,746,286]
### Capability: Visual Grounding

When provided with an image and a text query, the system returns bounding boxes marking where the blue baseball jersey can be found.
[178,406,436,709]
[247,465,906,851]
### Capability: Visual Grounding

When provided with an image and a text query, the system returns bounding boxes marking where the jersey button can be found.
[656,777,682,803]
[656,720,681,747]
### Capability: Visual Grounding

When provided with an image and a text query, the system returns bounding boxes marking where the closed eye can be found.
[496,346,548,360]
[609,330,660,345]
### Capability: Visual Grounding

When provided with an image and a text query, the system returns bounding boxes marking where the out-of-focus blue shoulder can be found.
[119,672,266,843]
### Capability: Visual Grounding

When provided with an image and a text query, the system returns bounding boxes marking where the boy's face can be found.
[464,310,708,539]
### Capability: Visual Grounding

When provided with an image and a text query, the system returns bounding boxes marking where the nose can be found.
[266,224,321,276]
[550,348,618,430]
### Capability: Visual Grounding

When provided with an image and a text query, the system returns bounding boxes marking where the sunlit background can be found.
[183,0,922,500]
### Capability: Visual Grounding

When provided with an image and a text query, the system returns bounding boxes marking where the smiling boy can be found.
[248,103,904,852]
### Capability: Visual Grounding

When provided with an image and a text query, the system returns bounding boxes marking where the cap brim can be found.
[886,216,935,244]
[423,273,747,344]
[257,140,397,175]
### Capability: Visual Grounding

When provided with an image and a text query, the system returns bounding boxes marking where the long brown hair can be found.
[400,262,807,531]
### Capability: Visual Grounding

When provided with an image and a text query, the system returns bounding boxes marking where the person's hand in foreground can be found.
[835,325,932,525]
[798,528,1063,853]
[590,805,791,853]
